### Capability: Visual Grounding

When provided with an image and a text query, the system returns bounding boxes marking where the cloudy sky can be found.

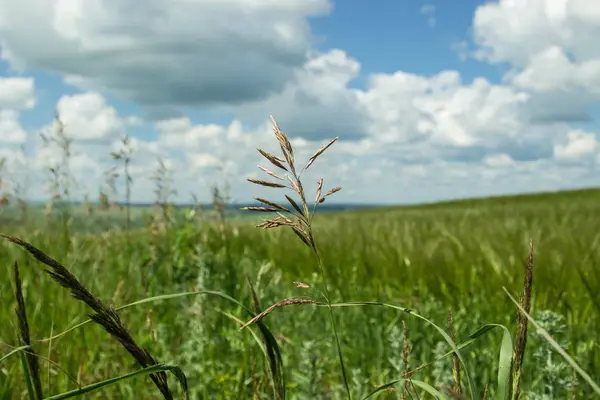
[0,0,599,205]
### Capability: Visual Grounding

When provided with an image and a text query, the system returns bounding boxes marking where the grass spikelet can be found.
[239,298,315,330]
[449,310,462,395]
[315,178,323,203]
[258,165,285,181]
[0,233,182,400]
[241,206,281,213]
[304,137,338,171]
[247,178,287,188]
[285,195,305,218]
[13,261,43,400]
[257,148,288,171]
[254,198,291,213]
[511,237,534,400]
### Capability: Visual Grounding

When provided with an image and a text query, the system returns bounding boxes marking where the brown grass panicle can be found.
[0,233,186,400]
[241,114,341,252]
[241,115,352,399]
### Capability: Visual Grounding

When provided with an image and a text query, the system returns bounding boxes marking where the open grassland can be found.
[0,186,599,399]
[0,116,598,399]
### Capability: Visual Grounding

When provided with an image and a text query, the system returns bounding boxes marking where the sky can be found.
[0,0,599,205]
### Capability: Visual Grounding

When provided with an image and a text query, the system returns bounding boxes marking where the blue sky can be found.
[0,0,599,205]
[310,0,504,82]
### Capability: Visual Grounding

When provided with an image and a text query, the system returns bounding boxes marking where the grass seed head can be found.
[239,298,315,330]
[247,178,287,189]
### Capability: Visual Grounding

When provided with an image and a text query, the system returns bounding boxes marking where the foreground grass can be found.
[1,184,599,398]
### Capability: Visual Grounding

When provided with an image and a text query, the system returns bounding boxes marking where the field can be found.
[0,184,599,399]
[0,123,599,399]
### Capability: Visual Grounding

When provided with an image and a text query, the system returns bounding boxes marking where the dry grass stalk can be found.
[511,238,534,400]
[13,261,44,399]
[448,310,462,394]
[239,298,315,330]
[1,233,179,400]
[243,115,350,398]
[111,133,135,233]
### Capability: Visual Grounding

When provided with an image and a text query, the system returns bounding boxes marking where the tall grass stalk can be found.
[111,133,135,244]
[242,115,350,398]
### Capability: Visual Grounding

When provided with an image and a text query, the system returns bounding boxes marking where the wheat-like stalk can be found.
[0,233,183,400]
[511,238,534,400]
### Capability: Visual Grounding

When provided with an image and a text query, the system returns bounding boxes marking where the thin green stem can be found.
[310,236,352,400]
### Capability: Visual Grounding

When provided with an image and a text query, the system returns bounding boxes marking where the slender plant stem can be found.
[125,157,131,248]
[311,237,352,400]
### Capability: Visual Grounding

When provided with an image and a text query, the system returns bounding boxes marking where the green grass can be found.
[0,186,599,399]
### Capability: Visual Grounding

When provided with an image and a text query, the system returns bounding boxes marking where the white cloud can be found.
[0,76,34,145]
[420,4,436,28]
[55,92,125,141]
[471,0,600,122]
[0,109,27,143]
[0,0,332,109]
[483,153,515,168]
[553,129,598,161]
[0,77,36,109]
[1,1,600,204]
[235,49,365,141]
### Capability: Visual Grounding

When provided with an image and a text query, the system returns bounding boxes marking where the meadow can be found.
[0,118,599,399]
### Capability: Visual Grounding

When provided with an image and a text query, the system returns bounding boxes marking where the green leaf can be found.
[43,363,187,400]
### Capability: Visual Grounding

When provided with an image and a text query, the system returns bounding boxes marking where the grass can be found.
[0,115,598,399]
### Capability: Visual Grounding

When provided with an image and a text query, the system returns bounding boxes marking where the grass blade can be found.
[38,290,256,343]
[465,324,513,400]
[0,345,31,363]
[327,301,478,400]
[43,363,185,400]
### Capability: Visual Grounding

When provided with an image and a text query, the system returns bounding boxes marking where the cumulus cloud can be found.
[0,77,35,109]
[55,92,126,142]
[0,76,35,144]
[1,0,599,204]
[554,129,598,161]
[235,49,366,141]
[471,0,600,122]
[0,109,27,143]
[0,0,332,110]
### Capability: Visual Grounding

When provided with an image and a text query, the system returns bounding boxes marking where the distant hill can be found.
[16,185,600,214]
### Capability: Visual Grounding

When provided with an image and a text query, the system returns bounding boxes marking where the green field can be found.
[1,186,599,399]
